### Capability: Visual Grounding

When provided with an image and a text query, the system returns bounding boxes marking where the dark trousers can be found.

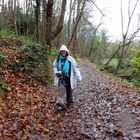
[58,77,73,104]
[66,84,73,104]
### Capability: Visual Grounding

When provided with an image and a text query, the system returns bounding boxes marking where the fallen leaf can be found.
[34,124,49,133]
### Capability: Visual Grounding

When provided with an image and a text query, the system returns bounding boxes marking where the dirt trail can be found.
[1,57,140,140]
[48,60,140,140]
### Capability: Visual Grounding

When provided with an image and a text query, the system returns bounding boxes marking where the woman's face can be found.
[60,50,68,57]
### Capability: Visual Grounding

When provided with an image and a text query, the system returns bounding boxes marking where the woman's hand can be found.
[56,72,62,77]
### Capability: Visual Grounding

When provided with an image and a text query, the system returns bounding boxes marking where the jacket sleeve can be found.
[75,67,82,81]
[53,59,58,74]
[71,57,82,81]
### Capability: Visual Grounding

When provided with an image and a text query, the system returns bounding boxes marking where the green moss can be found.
[0,54,7,62]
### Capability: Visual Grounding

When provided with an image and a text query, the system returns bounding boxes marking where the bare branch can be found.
[83,16,95,28]
[90,0,104,16]
[128,0,131,18]
[121,0,124,37]
[128,27,140,41]
[130,0,139,18]
[125,0,139,37]
[94,15,104,34]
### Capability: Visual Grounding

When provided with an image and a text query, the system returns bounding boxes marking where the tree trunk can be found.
[8,0,13,30]
[105,46,121,68]
[52,0,67,40]
[67,0,86,48]
[72,0,81,56]
[0,0,5,27]
[2,1,8,28]
[14,0,18,34]
[40,0,46,44]
[35,0,40,42]
[45,0,53,45]
[45,0,67,46]
[26,0,29,36]
[67,0,73,42]
[115,38,126,74]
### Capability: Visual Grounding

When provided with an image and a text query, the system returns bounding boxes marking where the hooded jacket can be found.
[53,45,82,89]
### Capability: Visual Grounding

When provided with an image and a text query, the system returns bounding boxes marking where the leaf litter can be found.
[0,38,140,140]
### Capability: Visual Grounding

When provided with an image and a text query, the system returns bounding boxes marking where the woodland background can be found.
[0,0,140,86]
[0,1,140,139]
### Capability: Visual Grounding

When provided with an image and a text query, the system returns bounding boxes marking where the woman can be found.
[53,45,82,108]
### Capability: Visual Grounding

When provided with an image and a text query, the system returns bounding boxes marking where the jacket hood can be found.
[59,45,69,53]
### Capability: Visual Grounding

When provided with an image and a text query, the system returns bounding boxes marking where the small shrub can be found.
[0,80,11,98]
[20,36,34,45]
[130,49,140,71]
[103,59,118,67]
[74,54,80,62]
[131,80,140,87]
[0,80,11,91]
[0,87,5,98]
[0,28,18,38]
[0,54,7,62]
[19,44,30,53]
[50,47,59,62]
[18,44,53,85]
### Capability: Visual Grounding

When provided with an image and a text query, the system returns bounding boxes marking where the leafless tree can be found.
[115,0,140,74]
[67,0,87,48]
[104,0,140,74]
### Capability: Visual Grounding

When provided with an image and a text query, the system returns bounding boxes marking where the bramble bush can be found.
[130,48,140,73]
[129,49,140,86]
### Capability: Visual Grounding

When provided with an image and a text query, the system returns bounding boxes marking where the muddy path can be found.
[48,61,140,140]
[1,37,139,140]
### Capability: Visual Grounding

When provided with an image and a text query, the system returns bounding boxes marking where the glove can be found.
[56,72,62,77]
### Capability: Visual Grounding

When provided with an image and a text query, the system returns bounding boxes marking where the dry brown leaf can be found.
[34,124,49,133]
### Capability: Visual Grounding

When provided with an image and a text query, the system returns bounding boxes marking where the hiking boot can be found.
[56,106,63,111]
[55,103,65,111]
[66,102,74,107]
